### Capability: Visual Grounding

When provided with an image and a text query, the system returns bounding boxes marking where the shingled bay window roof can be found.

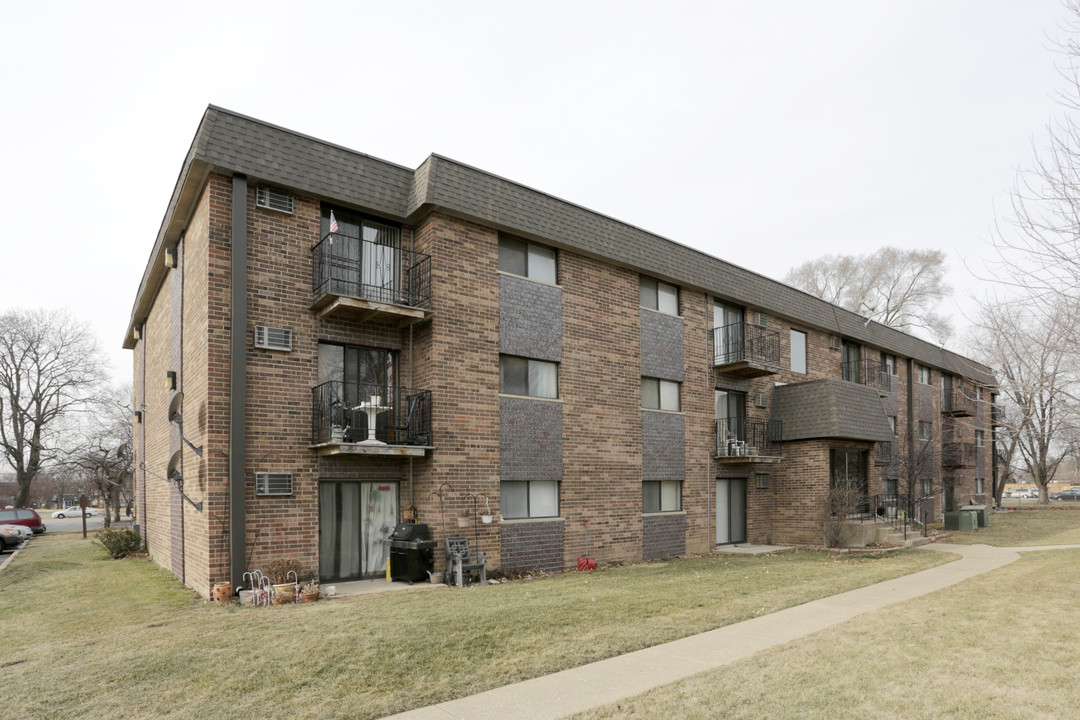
[770,379,895,442]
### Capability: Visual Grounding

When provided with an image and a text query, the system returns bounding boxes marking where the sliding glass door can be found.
[319,481,399,582]
[716,479,747,545]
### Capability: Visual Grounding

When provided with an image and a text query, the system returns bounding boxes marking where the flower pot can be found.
[481,514,493,524]
[301,591,320,603]
[457,516,470,528]
[272,583,295,604]
[211,581,234,604]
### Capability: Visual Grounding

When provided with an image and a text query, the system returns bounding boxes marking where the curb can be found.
[0,541,27,575]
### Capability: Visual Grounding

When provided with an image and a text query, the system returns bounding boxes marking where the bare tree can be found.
[0,309,106,507]
[56,386,133,525]
[785,247,952,340]
[968,298,1078,505]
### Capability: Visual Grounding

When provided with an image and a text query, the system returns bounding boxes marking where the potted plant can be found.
[457,509,471,528]
[264,558,302,604]
[480,497,493,524]
[300,578,320,602]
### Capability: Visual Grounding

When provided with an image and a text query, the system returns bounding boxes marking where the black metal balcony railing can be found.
[845,493,921,539]
[312,232,432,309]
[874,441,894,466]
[941,387,975,417]
[710,322,781,368]
[312,381,432,446]
[941,441,976,468]
[714,417,782,458]
[840,359,893,393]
[991,405,1007,427]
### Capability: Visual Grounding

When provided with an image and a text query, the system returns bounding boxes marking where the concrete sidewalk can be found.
[383,543,1024,720]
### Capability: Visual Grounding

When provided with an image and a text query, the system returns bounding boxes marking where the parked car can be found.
[52,507,94,519]
[1004,489,1030,498]
[1051,489,1080,501]
[0,508,45,534]
[0,523,32,552]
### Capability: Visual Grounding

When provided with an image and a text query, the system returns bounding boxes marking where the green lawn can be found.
[937,505,1080,546]
[572,548,1080,720]
[1,534,946,719]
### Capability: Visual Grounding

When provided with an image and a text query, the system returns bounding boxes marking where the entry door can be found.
[713,302,744,364]
[319,481,399,582]
[716,479,747,545]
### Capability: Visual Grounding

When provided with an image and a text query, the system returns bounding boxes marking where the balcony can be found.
[991,405,1007,427]
[311,232,432,324]
[714,417,782,463]
[941,387,975,417]
[709,322,781,378]
[840,358,893,394]
[941,441,976,468]
[311,381,433,457]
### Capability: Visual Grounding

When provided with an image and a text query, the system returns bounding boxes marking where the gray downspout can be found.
[906,358,916,520]
[229,174,248,589]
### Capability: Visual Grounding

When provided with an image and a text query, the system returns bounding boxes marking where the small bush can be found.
[94,528,145,559]
[263,557,303,584]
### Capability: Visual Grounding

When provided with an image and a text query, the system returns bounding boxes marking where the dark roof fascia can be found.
[126,108,996,389]
[413,154,994,386]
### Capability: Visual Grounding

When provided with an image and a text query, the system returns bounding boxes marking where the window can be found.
[975,386,983,402]
[841,341,861,382]
[881,353,896,376]
[756,473,770,489]
[918,365,931,385]
[920,478,932,497]
[642,378,680,411]
[975,430,984,447]
[318,343,394,396]
[640,277,679,315]
[975,478,985,494]
[790,330,807,374]
[888,416,897,435]
[642,480,681,513]
[498,236,557,284]
[500,355,558,398]
[919,421,932,441]
[500,481,559,519]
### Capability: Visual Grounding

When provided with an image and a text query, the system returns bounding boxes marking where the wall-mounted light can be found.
[133,325,142,341]
[166,371,177,391]
[134,410,142,424]
[164,247,177,269]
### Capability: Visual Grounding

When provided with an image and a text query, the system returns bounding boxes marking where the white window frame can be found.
[642,480,682,513]
[500,480,559,519]
[642,377,681,411]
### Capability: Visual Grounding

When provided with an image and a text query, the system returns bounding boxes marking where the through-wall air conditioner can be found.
[755,312,768,328]
[255,472,294,496]
[254,326,293,352]
[755,392,770,408]
[830,336,842,351]
[256,185,294,214]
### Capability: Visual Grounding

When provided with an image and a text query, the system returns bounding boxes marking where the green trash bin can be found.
[960,504,988,528]
[944,510,978,531]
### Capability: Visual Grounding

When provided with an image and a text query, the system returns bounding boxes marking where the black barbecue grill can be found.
[388,523,437,583]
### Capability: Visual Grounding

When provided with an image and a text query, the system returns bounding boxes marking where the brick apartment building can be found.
[125,106,998,597]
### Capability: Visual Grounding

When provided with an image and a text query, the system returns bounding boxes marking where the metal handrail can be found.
[714,417,782,458]
[709,322,781,367]
[311,381,432,446]
[312,232,432,309]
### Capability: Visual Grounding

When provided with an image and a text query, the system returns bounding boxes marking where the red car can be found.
[0,508,46,534]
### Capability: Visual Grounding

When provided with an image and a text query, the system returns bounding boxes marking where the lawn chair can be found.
[445,536,486,587]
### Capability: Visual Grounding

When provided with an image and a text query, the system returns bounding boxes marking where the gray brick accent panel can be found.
[501,397,563,482]
[918,383,935,422]
[500,520,565,572]
[640,310,684,381]
[643,513,686,560]
[642,411,684,481]
[882,376,899,417]
[500,274,562,362]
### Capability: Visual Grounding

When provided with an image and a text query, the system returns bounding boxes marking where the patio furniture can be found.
[445,536,486,587]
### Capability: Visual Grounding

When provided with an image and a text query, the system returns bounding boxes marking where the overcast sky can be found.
[1,0,1073,383]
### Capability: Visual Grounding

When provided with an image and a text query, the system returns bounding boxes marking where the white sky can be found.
[0,0,1072,383]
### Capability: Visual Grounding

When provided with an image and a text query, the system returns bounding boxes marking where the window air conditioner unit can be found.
[755,312,768,328]
[830,336,842,351]
[755,392,770,408]
[256,185,294,214]
[255,472,293,496]
[254,326,293,352]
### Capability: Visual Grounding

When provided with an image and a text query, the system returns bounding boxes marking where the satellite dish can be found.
[168,392,184,424]
[116,443,128,459]
[117,468,128,484]
[167,450,182,483]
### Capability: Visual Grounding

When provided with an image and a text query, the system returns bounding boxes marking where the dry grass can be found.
[572,549,1080,720]
[1,535,945,719]
[937,505,1080,546]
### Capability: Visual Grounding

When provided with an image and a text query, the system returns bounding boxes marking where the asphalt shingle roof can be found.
[770,379,896,442]
[125,105,998,389]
